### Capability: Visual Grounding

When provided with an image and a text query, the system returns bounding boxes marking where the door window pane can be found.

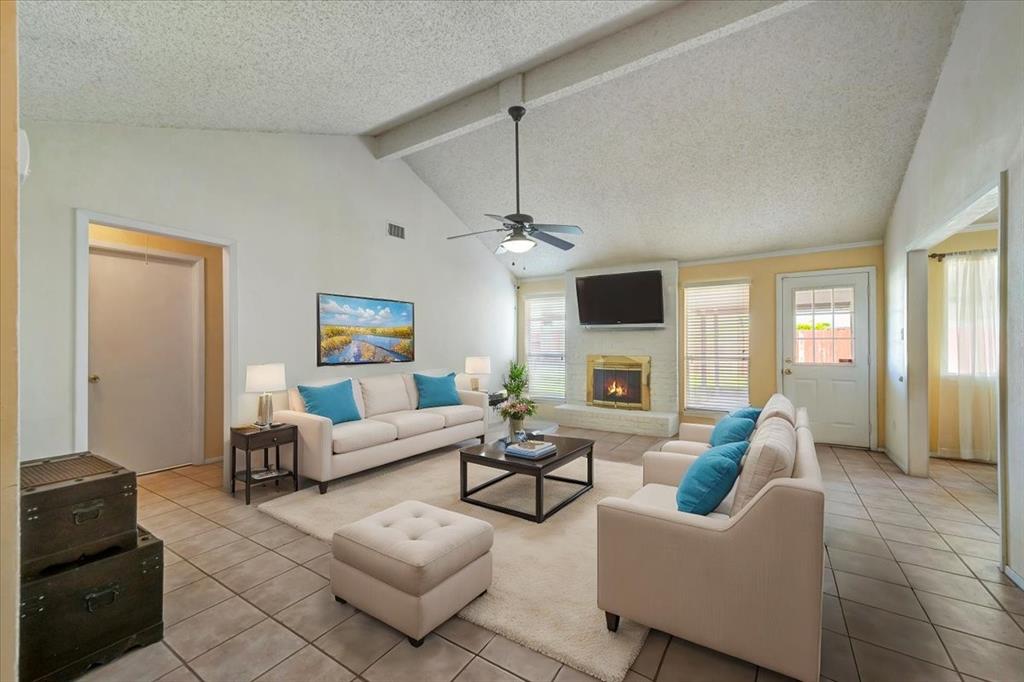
[794,286,854,365]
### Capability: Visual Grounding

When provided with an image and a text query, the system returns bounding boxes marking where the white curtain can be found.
[936,251,998,461]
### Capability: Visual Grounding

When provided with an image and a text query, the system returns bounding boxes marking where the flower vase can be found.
[508,417,524,442]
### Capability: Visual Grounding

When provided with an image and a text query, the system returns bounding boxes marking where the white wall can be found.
[883,1,1024,576]
[19,122,516,460]
[564,261,679,413]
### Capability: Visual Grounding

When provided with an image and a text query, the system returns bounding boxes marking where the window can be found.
[792,286,854,364]
[684,282,750,411]
[524,295,565,401]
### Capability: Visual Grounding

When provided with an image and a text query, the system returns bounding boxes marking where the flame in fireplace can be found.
[606,380,627,397]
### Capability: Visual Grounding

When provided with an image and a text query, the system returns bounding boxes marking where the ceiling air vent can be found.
[386,223,406,239]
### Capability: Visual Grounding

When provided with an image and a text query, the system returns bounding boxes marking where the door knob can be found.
[89,374,100,384]
[783,369,793,375]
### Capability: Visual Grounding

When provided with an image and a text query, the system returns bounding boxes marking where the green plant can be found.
[796,321,832,331]
[502,361,529,398]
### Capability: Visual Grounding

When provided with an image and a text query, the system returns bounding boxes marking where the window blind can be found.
[525,295,566,401]
[684,282,750,412]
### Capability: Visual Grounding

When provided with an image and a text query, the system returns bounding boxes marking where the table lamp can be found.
[464,356,491,391]
[246,363,286,428]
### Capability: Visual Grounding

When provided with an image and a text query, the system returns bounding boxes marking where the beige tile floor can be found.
[79,429,1024,682]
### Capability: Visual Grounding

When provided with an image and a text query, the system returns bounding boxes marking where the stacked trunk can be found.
[19,452,163,682]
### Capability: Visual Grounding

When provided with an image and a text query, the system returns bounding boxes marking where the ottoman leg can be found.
[408,636,425,648]
[335,596,347,604]
[605,612,620,632]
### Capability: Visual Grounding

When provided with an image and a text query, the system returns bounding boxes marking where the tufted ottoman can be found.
[331,500,493,646]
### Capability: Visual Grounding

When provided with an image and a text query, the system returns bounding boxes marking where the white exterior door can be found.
[780,271,872,447]
[89,248,202,473]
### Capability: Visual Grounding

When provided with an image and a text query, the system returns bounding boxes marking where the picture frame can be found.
[317,292,415,365]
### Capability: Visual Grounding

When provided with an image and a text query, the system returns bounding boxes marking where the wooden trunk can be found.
[19,528,164,682]
[20,452,138,577]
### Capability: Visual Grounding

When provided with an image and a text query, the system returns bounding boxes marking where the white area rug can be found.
[258,447,647,682]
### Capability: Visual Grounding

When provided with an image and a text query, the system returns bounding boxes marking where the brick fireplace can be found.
[586,355,651,411]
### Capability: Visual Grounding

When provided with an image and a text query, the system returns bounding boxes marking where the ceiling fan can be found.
[447,105,583,254]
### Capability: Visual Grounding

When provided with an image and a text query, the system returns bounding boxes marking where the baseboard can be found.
[1005,566,1024,591]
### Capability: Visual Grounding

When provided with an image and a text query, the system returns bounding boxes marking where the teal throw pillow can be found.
[414,372,462,409]
[676,453,740,515]
[298,380,361,424]
[707,440,749,466]
[709,416,756,447]
[729,407,762,421]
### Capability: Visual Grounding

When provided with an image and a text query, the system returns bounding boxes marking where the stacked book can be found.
[505,439,556,459]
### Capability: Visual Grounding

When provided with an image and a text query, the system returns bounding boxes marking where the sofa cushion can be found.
[371,410,446,439]
[289,377,365,417]
[332,500,494,595]
[297,380,361,424]
[706,440,749,465]
[413,372,462,408]
[729,407,763,421]
[730,416,797,513]
[630,481,737,516]
[331,419,398,454]
[420,404,484,427]
[756,393,796,427]
[709,416,755,447]
[676,452,740,515]
[360,375,412,416]
[628,483,679,511]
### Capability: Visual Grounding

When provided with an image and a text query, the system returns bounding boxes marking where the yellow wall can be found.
[516,245,887,446]
[927,229,999,452]
[89,224,225,459]
[679,246,886,445]
[1,0,19,675]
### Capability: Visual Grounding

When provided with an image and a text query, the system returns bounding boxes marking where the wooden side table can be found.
[229,424,299,504]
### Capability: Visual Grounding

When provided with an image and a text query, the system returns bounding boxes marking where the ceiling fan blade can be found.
[485,213,515,225]
[531,224,583,235]
[447,228,506,240]
[532,231,575,251]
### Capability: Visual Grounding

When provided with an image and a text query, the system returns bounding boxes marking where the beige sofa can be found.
[276,373,487,493]
[597,395,824,682]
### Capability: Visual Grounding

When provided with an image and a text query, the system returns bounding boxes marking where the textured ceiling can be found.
[407,1,962,277]
[18,0,668,134]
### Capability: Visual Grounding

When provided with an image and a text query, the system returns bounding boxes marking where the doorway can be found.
[777,268,876,448]
[905,178,1006,565]
[89,243,204,472]
[75,214,232,478]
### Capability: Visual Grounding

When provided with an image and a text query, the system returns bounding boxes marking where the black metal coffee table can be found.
[459,434,594,523]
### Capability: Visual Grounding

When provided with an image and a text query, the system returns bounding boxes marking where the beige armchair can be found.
[597,421,824,682]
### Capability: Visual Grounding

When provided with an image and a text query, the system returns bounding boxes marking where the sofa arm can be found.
[597,481,824,682]
[660,440,711,457]
[275,410,332,483]
[458,390,488,411]
[642,451,698,486]
[676,422,714,443]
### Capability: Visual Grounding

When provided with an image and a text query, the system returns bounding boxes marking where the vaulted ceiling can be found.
[18,0,667,135]
[19,0,962,276]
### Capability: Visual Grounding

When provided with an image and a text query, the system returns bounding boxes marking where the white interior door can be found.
[780,271,871,447]
[89,248,202,473]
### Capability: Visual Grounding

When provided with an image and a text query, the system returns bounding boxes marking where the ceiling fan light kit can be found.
[447,105,583,254]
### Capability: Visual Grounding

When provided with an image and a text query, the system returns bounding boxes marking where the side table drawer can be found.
[247,428,295,450]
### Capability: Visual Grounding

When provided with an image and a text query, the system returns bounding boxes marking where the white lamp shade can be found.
[246,363,286,393]
[464,356,491,375]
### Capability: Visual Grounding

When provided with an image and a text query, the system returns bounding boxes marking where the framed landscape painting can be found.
[317,293,414,365]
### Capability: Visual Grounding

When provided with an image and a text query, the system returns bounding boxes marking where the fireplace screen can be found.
[586,355,651,411]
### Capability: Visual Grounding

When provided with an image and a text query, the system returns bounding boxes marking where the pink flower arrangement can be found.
[497,397,537,420]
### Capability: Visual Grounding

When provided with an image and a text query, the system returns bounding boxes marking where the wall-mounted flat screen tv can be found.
[575,270,664,326]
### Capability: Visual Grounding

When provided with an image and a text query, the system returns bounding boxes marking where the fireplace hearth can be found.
[586,355,651,411]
